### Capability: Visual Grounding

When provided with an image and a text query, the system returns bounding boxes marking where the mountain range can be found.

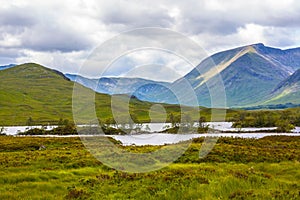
[1,43,300,110]
[65,43,300,107]
[65,74,170,96]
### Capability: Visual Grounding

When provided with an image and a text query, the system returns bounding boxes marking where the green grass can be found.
[0,136,299,199]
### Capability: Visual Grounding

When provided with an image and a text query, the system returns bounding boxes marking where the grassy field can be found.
[0,136,299,199]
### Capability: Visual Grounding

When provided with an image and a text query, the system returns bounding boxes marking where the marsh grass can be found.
[0,136,299,199]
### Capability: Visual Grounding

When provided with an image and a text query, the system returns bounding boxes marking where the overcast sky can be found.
[0,0,300,81]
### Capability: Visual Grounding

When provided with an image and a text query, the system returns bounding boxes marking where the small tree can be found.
[144,124,151,132]
[198,116,206,128]
[197,116,209,133]
[63,119,69,126]
[127,117,135,132]
[58,118,64,126]
[0,127,6,135]
[168,113,175,127]
[26,117,34,127]
[183,114,192,128]
[275,119,295,133]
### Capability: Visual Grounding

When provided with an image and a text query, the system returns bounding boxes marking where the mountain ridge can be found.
[133,43,300,107]
[2,43,300,108]
[65,73,171,95]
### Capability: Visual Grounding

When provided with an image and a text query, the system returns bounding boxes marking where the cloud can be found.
[122,63,182,82]
[99,1,174,28]
[104,49,192,82]
[0,5,93,52]
[0,0,299,80]
[15,49,89,74]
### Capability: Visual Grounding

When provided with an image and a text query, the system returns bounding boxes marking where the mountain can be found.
[262,69,300,105]
[0,64,16,70]
[187,43,295,107]
[133,43,300,107]
[63,44,300,107]
[0,63,181,125]
[65,73,171,96]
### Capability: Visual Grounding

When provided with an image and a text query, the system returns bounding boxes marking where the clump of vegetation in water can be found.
[19,118,133,135]
[161,114,210,133]
[231,108,300,132]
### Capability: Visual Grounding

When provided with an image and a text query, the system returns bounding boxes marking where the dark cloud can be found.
[0,3,92,52]
[167,0,300,36]
[21,24,92,52]
[0,47,24,58]
[0,7,37,27]
[99,1,174,28]
[0,47,24,65]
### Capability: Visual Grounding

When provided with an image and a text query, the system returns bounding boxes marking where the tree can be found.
[168,113,175,127]
[0,127,6,135]
[26,117,34,127]
[291,114,300,126]
[197,116,209,133]
[144,124,151,132]
[183,114,192,128]
[63,119,70,126]
[275,120,295,133]
[198,116,206,128]
[254,113,265,127]
[58,118,64,126]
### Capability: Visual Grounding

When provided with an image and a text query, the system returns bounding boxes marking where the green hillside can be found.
[0,63,230,126]
[0,63,153,125]
[0,63,75,125]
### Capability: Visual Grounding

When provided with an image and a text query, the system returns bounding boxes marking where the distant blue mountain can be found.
[66,43,300,107]
[65,74,171,97]
[0,64,17,71]
[133,43,300,107]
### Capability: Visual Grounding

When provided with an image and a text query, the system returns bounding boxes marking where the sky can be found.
[0,0,300,81]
